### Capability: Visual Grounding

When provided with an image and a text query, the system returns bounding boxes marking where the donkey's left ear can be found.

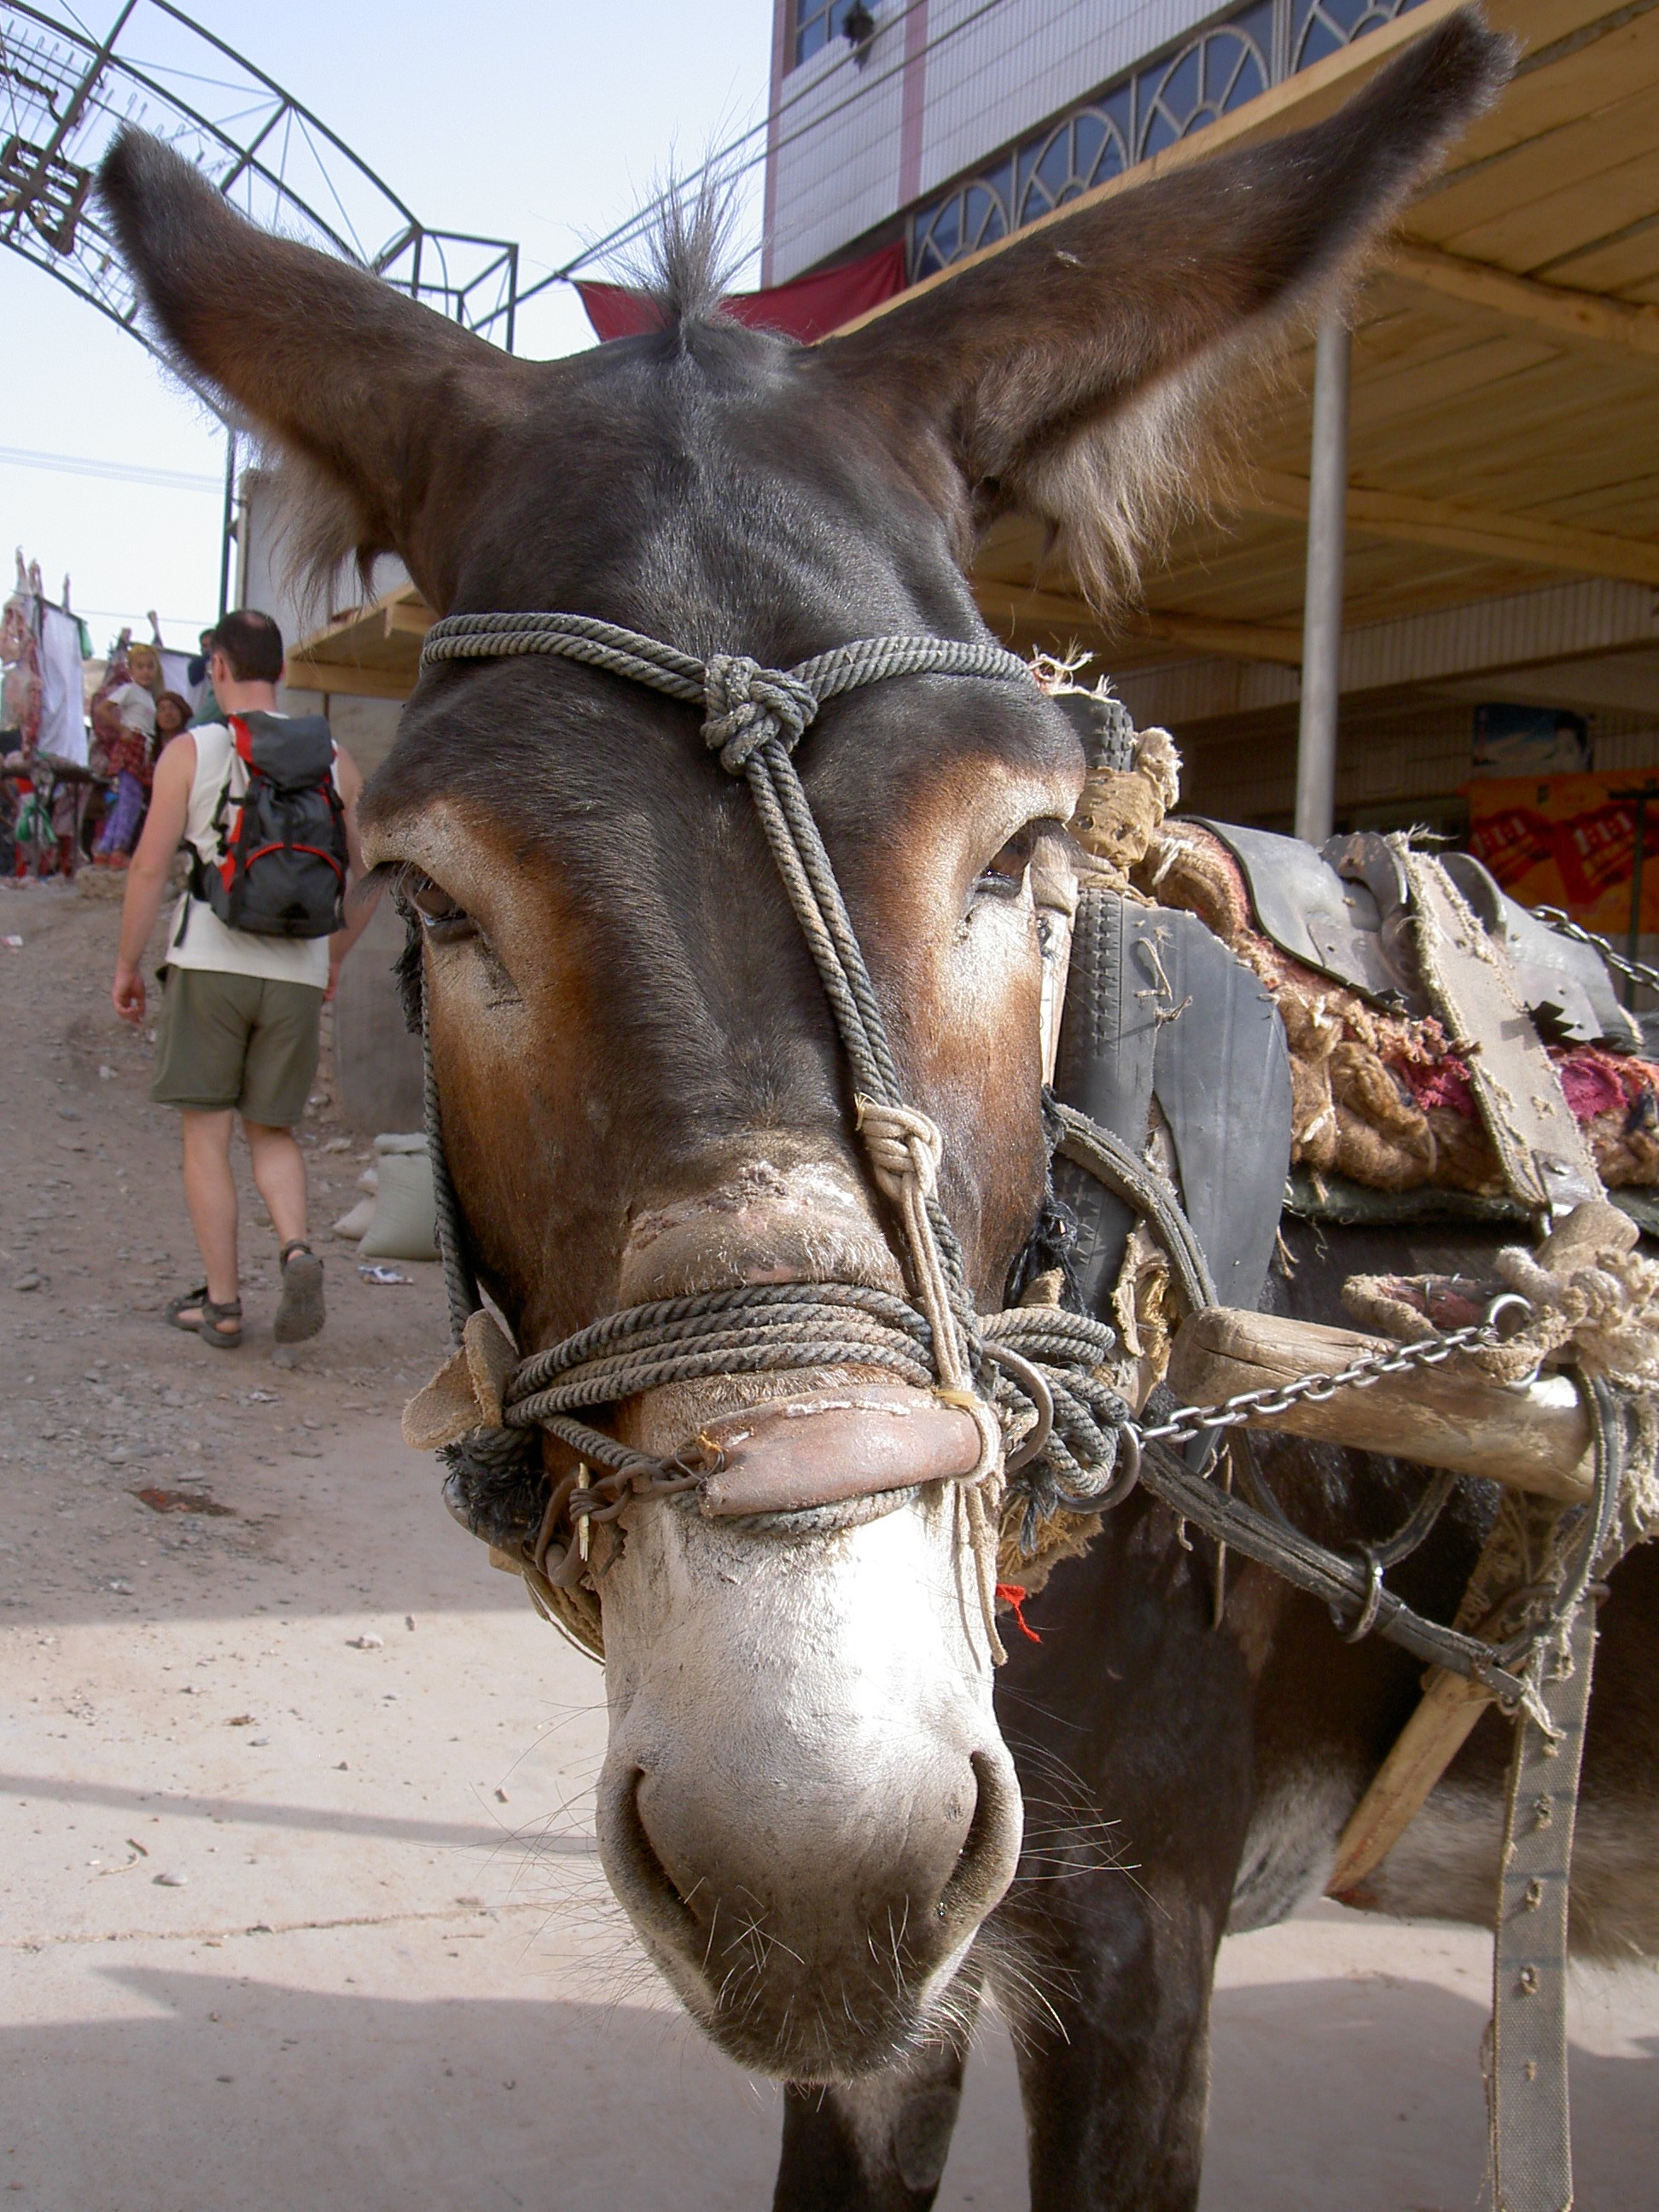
[97,127,536,608]
[818,9,1511,601]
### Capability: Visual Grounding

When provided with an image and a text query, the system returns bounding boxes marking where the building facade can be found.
[762,0,1430,286]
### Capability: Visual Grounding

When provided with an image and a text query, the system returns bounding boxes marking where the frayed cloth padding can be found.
[1284,1165,1659,1240]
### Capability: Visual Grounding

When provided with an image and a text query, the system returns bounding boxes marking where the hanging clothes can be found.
[37,602,89,766]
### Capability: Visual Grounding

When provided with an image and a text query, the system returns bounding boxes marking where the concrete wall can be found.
[333,894,425,1139]
[236,467,421,1135]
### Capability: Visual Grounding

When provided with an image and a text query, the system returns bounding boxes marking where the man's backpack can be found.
[192,712,347,939]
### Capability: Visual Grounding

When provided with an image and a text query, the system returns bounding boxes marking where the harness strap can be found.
[1486,1372,1627,2212]
[1490,1601,1596,2212]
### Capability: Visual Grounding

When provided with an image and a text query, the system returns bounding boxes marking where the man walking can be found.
[113,608,370,1348]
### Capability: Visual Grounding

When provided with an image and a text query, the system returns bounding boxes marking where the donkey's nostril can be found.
[597,1766,706,1948]
[935,1749,1023,1936]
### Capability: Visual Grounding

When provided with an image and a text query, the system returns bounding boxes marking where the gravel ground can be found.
[0,871,1652,2209]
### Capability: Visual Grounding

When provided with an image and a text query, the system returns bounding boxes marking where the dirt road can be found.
[0,874,1652,2209]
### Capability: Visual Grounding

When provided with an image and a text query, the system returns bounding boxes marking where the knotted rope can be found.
[417,611,1082,1660]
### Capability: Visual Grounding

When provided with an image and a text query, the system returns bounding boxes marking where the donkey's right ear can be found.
[817,9,1511,603]
[97,128,534,604]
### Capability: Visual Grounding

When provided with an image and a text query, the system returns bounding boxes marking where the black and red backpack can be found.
[192,712,347,939]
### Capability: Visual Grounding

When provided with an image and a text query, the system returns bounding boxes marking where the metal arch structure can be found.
[0,0,525,391]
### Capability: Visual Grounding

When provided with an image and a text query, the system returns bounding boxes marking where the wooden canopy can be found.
[286,580,433,701]
[942,0,1659,827]
[291,0,1659,839]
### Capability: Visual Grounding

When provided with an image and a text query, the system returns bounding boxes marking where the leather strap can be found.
[1403,849,1601,1215]
[1489,1599,1598,2212]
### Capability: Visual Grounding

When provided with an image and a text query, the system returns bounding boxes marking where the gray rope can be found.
[496,1279,1131,1507]
[423,615,1027,1116]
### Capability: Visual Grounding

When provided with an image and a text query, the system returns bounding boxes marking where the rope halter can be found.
[410,610,1137,1662]
[701,654,818,770]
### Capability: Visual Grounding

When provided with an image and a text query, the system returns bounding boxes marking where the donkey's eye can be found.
[974,824,1040,900]
[407,874,475,943]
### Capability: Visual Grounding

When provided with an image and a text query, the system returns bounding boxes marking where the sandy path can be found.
[0,875,1651,2209]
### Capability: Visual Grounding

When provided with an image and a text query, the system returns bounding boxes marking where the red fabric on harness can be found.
[994,1583,1042,1643]
[1555,1047,1635,1121]
[577,241,907,347]
[1394,1055,1477,1117]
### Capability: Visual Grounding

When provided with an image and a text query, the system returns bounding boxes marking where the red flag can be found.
[577,239,906,347]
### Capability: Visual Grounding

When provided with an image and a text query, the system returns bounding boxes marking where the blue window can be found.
[795,0,863,67]
[905,0,1425,280]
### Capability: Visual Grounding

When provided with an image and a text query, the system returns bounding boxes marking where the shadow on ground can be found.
[1203,1973,1656,2211]
[1,1962,1652,2210]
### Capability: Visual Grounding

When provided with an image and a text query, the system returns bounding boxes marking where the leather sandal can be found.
[274,1240,325,1344]
[164,1285,243,1348]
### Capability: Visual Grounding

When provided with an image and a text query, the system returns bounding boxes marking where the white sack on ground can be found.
[358,1134,438,1261]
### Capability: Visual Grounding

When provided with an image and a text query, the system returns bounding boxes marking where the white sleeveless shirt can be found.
[166,719,331,989]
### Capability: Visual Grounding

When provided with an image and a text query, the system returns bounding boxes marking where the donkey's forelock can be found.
[618,175,747,335]
[271,178,748,617]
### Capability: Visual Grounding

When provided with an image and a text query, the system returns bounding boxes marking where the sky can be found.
[0,0,775,657]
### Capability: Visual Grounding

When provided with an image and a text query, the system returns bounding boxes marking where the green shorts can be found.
[150,967,323,1126]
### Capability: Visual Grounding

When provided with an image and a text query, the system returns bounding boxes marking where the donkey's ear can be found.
[819,10,1511,602]
[97,128,533,603]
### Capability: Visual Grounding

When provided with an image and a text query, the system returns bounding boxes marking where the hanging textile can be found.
[38,602,89,765]
[577,239,906,347]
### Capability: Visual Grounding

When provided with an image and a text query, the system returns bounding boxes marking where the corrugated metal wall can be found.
[1115,580,1659,735]
[1174,705,1659,831]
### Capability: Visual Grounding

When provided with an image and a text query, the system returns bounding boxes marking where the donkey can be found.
[101,15,1657,2205]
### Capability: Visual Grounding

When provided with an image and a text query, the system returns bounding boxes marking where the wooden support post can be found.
[1294,311,1349,847]
[1326,1667,1493,1895]
[1165,1307,1593,1501]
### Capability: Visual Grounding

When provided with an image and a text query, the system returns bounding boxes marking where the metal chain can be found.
[1136,1295,1533,1452]
[1534,905,1659,998]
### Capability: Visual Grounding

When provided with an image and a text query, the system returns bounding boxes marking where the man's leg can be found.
[179,1108,240,1328]
[243,1120,309,1247]
[241,979,327,1342]
[246,1119,326,1343]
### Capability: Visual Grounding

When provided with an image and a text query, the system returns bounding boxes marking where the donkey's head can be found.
[102,12,1504,2081]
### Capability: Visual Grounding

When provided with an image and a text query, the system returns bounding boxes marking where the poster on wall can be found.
[1471,702,1591,777]
[1466,772,1659,932]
